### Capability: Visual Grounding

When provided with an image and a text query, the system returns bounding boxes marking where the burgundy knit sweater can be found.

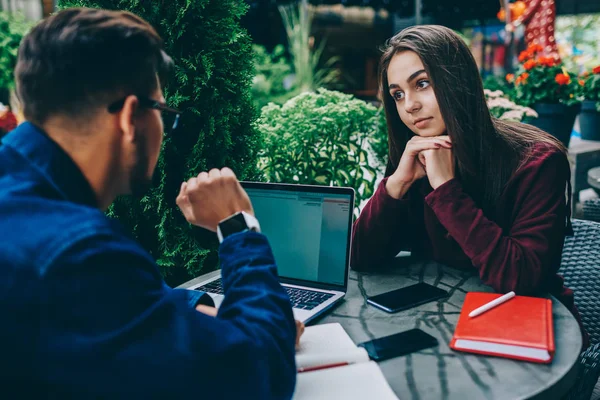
[352,143,589,348]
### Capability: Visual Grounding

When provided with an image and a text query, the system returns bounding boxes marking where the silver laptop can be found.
[186,181,355,323]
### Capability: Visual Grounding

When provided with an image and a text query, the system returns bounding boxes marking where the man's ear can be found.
[118,95,140,144]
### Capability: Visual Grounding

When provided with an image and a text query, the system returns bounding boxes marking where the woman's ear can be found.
[118,95,140,143]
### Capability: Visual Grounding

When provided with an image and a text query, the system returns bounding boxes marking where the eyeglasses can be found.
[108,96,181,135]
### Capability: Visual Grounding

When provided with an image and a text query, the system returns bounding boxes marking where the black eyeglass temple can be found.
[107,97,181,115]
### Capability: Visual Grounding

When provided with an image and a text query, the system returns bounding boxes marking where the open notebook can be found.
[293,323,399,400]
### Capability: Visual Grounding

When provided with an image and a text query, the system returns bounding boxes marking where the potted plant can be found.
[578,66,600,141]
[509,44,581,147]
[256,88,384,213]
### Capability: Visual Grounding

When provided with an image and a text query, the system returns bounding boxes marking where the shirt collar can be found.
[2,122,98,208]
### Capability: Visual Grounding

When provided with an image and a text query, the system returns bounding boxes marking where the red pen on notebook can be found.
[297,361,349,373]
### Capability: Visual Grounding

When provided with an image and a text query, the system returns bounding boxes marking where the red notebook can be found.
[450,292,555,363]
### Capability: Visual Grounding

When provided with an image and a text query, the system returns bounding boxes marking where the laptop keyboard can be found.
[285,287,335,310]
[195,279,224,295]
[194,279,335,310]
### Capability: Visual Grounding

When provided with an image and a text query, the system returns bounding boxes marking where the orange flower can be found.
[515,72,529,85]
[537,56,556,67]
[506,73,515,83]
[513,0,526,17]
[593,65,600,75]
[555,73,570,85]
[497,8,506,21]
[528,44,543,54]
[523,59,537,70]
[579,79,586,86]
[518,50,530,62]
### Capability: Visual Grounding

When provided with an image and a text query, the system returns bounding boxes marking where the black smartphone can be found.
[358,329,438,361]
[367,282,448,313]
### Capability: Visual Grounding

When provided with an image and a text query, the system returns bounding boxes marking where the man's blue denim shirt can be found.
[0,122,296,398]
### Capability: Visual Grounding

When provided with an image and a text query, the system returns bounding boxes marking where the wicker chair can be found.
[583,199,600,223]
[560,219,600,400]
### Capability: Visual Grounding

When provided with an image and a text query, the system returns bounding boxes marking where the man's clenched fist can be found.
[176,168,254,231]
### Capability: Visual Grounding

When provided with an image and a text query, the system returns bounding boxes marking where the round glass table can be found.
[316,257,582,400]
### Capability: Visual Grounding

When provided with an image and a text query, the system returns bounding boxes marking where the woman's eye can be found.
[417,79,430,89]
[393,91,404,101]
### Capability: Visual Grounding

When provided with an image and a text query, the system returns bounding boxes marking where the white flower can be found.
[519,106,538,118]
[500,110,525,121]
[487,97,514,109]
[484,91,537,122]
[484,89,504,98]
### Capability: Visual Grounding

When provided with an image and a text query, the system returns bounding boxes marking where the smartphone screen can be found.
[358,329,438,361]
[367,282,448,313]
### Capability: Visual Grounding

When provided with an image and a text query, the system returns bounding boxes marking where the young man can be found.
[0,8,297,398]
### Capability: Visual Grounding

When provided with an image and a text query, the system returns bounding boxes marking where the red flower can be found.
[0,110,17,134]
[555,73,570,85]
[528,44,543,54]
[518,50,530,62]
[506,73,515,83]
[593,65,600,75]
[537,56,557,67]
[523,59,537,71]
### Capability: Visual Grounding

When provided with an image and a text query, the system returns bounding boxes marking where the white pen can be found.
[469,291,516,318]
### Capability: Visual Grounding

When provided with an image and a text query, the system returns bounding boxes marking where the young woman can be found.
[351,25,589,347]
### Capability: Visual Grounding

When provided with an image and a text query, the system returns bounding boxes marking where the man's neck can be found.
[42,118,120,210]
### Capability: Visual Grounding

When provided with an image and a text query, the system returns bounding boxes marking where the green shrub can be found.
[0,12,32,97]
[58,0,262,284]
[482,74,513,97]
[251,44,295,110]
[370,108,388,170]
[257,88,386,213]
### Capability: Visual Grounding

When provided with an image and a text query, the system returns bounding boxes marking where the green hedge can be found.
[58,0,262,285]
[0,12,32,102]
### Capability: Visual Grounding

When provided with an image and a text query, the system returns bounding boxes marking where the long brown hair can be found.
[379,25,565,210]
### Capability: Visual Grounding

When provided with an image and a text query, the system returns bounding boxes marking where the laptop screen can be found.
[242,182,354,288]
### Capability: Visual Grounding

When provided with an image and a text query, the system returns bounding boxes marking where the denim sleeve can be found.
[40,231,296,399]
[186,289,215,308]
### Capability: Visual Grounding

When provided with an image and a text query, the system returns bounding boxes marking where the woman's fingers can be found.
[406,140,444,155]
[410,135,451,144]
[418,152,427,168]
[436,136,452,146]
[412,136,451,147]
[406,136,452,155]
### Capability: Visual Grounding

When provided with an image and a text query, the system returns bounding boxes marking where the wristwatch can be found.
[217,211,261,243]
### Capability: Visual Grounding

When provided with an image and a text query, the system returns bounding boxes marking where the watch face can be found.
[219,213,248,238]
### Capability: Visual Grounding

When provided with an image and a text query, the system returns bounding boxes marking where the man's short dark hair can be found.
[15,7,172,125]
